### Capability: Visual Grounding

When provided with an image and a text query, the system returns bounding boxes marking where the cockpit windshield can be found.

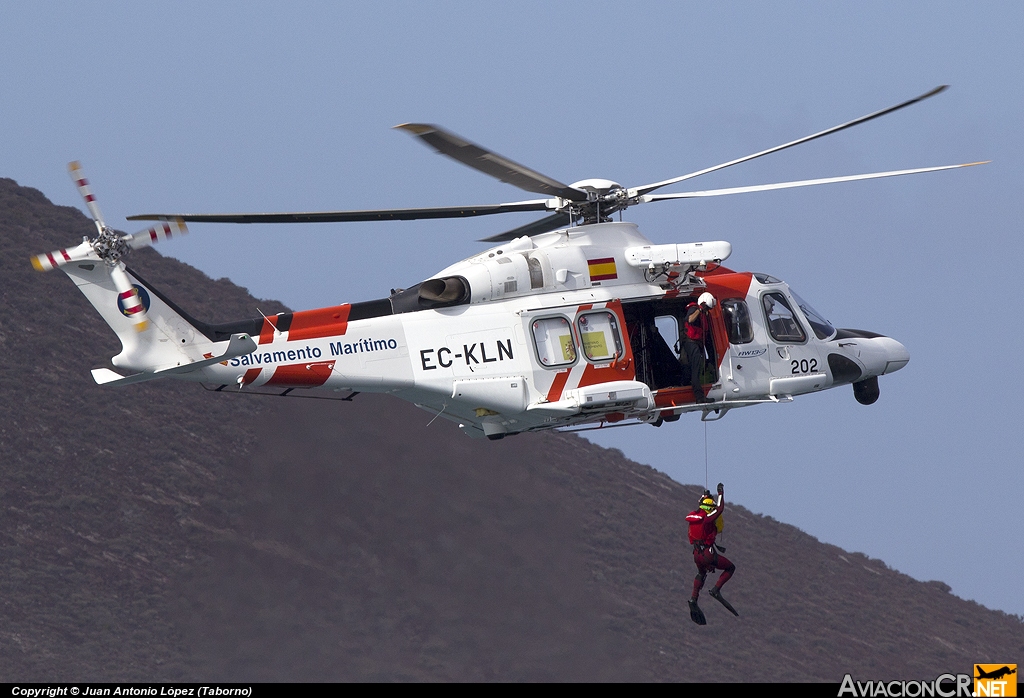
[790,290,836,340]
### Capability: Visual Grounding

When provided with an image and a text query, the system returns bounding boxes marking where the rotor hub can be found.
[91,226,131,264]
[568,179,628,223]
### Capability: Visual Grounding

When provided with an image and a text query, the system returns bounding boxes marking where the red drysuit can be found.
[685,493,735,600]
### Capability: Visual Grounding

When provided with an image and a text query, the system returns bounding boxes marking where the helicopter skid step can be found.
[655,395,789,414]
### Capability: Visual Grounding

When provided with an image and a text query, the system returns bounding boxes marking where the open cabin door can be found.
[622,296,722,393]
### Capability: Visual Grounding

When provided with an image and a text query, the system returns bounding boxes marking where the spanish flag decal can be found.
[588,257,618,281]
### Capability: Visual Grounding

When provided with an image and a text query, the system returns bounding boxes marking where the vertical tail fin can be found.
[60,261,208,372]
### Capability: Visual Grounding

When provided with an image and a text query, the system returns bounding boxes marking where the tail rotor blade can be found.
[39,166,187,274]
[68,161,106,227]
[30,240,93,272]
[109,264,149,332]
[126,218,188,250]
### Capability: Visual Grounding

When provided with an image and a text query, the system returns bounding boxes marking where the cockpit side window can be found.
[762,292,806,343]
[790,291,836,340]
[721,299,753,345]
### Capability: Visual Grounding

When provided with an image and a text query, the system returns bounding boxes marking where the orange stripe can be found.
[259,317,278,345]
[241,367,262,386]
[701,271,752,299]
[266,361,336,387]
[700,272,753,371]
[546,370,571,402]
[288,304,351,341]
[653,386,700,408]
[576,300,635,387]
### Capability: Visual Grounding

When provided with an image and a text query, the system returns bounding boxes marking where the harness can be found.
[693,541,726,554]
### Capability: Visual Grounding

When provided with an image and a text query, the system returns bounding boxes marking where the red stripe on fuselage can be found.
[265,361,336,387]
[699,270,752,299]
[546,370,571,402]
[288,304,351,341]
[654,386,703,409]
[241,367,262,386]
[699,271,753,371]
[259,317,278,345]
[575,300,636,387]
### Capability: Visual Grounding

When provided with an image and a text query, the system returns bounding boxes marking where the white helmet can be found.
[698,292,716,309]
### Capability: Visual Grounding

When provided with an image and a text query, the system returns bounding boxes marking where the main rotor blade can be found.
[126,219,189,249]
[395,123,590,203]
[128,199,556,224]
[640,162,987,202]
[632,86,949,198]
[478,212,573,243]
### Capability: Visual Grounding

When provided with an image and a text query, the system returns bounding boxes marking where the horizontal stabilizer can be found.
[91,333,256,387]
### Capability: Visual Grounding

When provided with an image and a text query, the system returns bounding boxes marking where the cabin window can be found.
[532,316,577,367]
[527,255,544,289]
[577,311,623,362]
[762,292,806,343]
[721,299,754,345]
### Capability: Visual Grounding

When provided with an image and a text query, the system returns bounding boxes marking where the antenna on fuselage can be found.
[256,308,281,337]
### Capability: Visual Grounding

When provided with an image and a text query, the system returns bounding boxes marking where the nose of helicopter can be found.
[878,336,910,374]
[855,335,910,377]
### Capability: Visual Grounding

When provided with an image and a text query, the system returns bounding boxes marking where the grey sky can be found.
[3,2,1021,616]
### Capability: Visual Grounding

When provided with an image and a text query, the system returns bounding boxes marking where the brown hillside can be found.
[1,178,1020,681]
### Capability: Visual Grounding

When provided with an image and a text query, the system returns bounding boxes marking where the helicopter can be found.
[32,86,984,439]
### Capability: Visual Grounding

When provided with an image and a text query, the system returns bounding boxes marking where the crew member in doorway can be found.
[681,292,715,403]
[686,482,738,624]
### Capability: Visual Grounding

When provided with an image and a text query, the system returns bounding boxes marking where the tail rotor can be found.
[30,162,187,332]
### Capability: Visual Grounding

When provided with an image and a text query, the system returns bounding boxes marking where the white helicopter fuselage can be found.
[71,221,909,439]
[41,90,978,440]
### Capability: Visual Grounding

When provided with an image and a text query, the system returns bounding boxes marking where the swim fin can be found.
[688,599,707,625]
[709,586,739,616]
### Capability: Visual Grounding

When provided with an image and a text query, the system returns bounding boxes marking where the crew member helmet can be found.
[698,292,716,309]
[699,495,716,512]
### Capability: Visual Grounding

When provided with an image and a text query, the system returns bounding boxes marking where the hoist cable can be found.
[704,419,709,491]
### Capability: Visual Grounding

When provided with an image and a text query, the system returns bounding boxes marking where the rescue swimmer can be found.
[686,482,738,625]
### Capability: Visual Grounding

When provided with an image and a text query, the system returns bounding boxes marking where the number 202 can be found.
[791,358,818,374]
